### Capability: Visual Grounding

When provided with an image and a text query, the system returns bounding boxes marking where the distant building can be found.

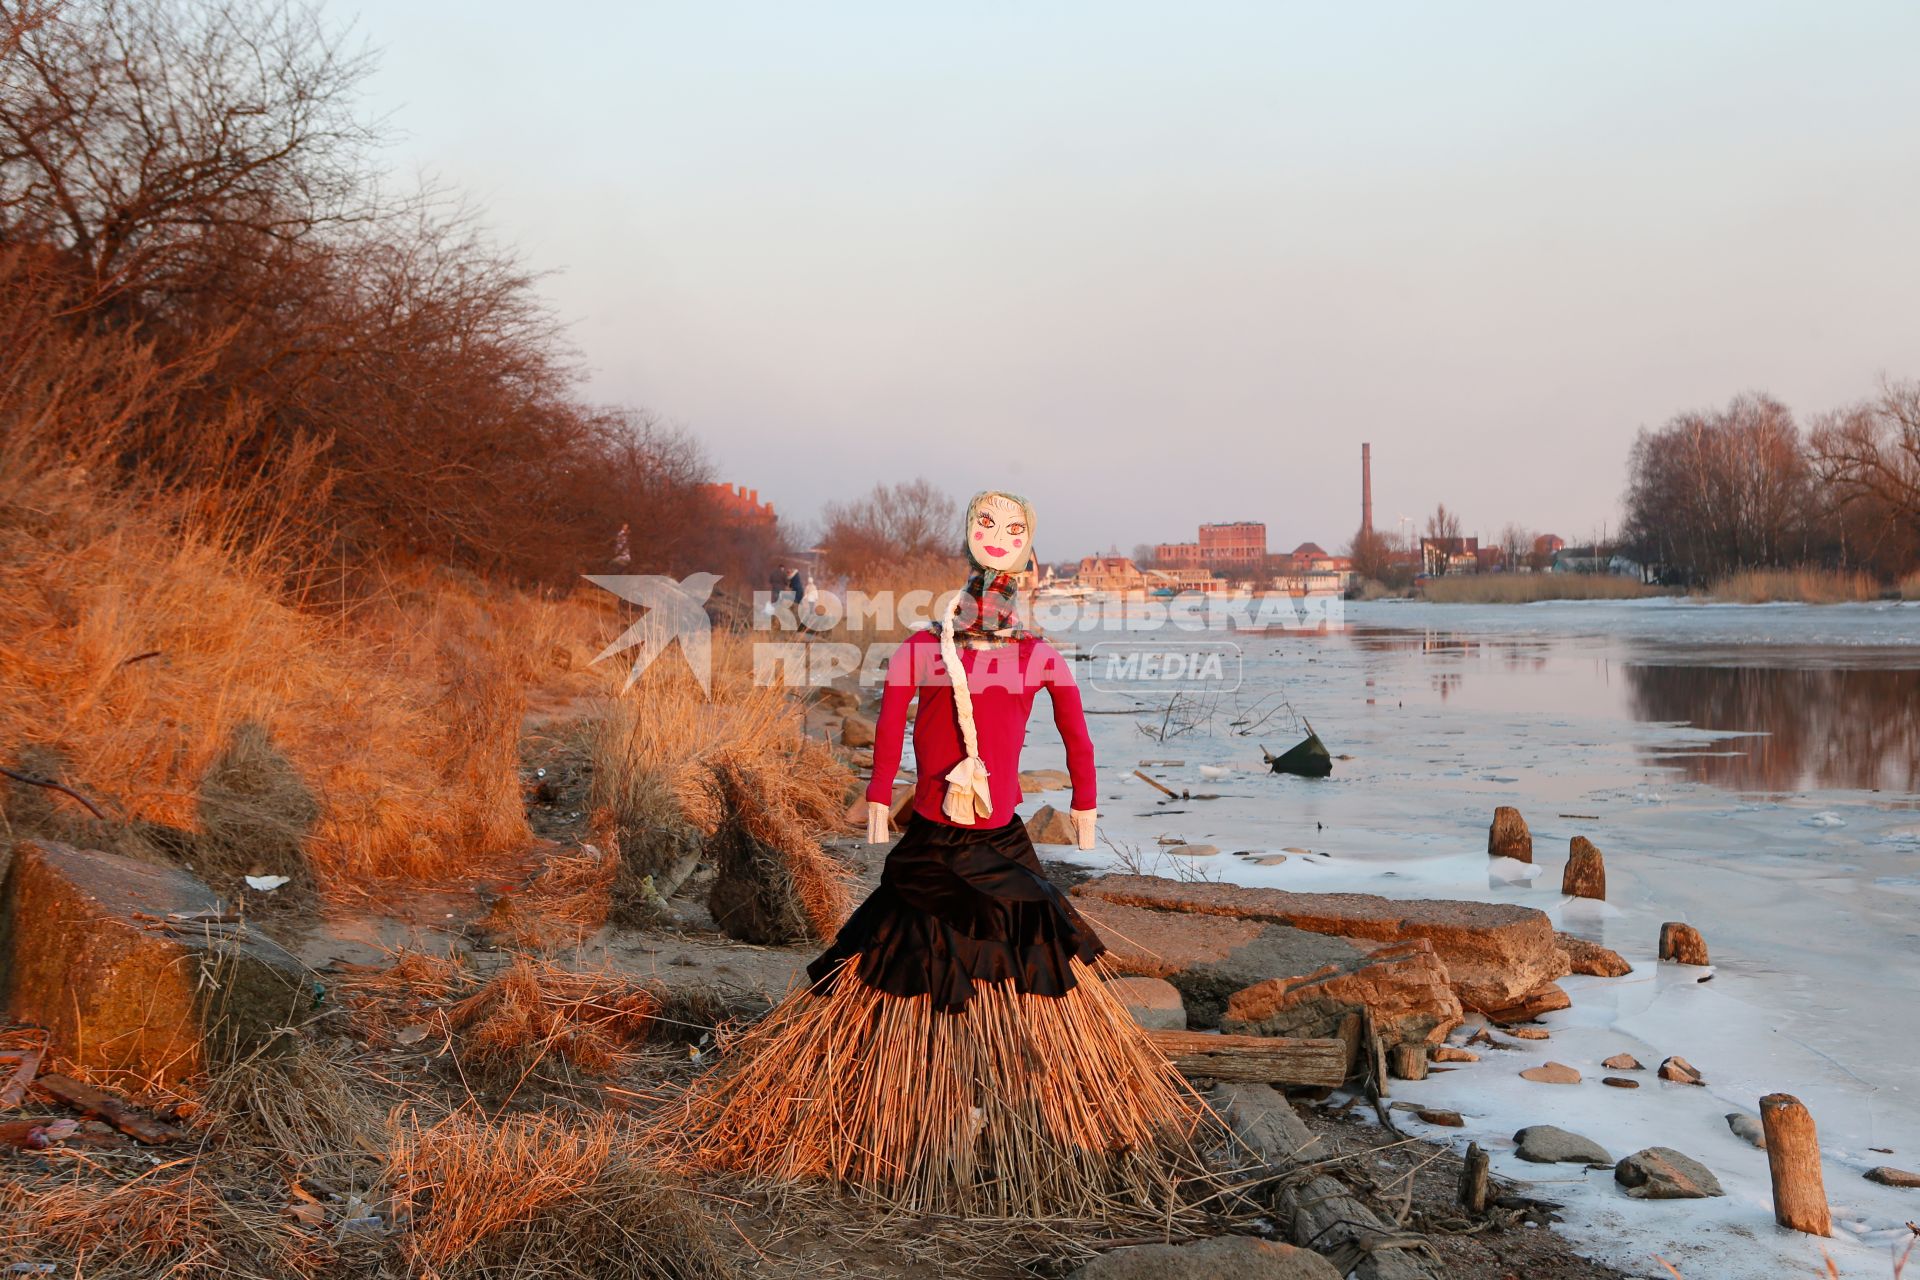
[1144,567,1229,595]
[1153,541,1205,569]
[701,482,776,525]
[1077,554,1146,595]
[1283,541,1349,573]
[1200,522,1267,573]
[1420,536,1481,576]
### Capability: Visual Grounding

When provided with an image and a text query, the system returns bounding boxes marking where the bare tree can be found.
[1621,392,1814,583]
[819,479,959,574]
[1497,523,1532,572]
[1424,503,1462,544]
[1809,379,1920,575]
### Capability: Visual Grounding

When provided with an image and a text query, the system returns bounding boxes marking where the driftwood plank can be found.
[1145,1030,1345,1086]
[35,1073,183,1145]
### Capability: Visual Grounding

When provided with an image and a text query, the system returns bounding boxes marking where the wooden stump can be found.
[1659,922,1709,965]
[1561,836,1606,899]
[1458,1141,1491,1213]
[1388,1042,1429,1081]
[1760,1093,1831,1237]
[1488,806,1532,862]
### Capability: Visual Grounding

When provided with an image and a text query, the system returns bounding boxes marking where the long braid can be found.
[937,587,981,766]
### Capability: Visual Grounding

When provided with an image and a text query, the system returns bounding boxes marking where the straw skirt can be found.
[672,813,1210,1216]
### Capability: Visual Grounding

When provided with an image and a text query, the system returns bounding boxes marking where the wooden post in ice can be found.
[1760,1093,1831,1237]
[1458,1141,1491,1214]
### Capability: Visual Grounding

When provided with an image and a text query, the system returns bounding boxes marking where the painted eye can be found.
[975,513,995,528]
[1007,523,1025,536]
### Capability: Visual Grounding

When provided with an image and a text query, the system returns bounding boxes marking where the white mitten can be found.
[866,801,891,844]
[1070,808,1097,851]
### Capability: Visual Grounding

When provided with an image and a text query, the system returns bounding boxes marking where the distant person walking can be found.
[788,566,806,607]
[611,522,631,567]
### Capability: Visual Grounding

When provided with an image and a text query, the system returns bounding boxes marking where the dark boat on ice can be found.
[1264,725,1332,778]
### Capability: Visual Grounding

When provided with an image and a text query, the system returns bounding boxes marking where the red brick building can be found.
[1199,522,1267,573]
[1153,541,1204,568]
[701,482,776,526]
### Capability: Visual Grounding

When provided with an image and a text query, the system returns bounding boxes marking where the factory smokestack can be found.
[1361,442,1373,534]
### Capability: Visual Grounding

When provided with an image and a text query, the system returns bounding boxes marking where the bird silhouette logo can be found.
[583,573,720,694]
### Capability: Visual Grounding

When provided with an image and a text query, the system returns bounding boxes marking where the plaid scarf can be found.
[941,566,1029,648]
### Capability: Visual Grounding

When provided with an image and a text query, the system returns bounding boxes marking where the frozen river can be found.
[1020,597,1920,1279]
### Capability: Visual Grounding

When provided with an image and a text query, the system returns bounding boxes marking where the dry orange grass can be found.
[1901,570,1920,601]
[1708,568,1881,604]
[587,642,854,940]
[668,957,1214,1220]
[0,347,616,899]
[389,1110,738,1280]
[446,954,663,1083]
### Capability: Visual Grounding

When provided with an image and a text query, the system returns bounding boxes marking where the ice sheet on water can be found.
[1013,600,1920,1279]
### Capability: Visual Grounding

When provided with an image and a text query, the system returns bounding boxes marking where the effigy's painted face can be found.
[968,493,1031,573]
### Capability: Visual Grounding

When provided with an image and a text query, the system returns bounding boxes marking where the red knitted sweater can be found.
[864,631,1097,826]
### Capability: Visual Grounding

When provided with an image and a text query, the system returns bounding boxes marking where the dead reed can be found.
[665,957,1217,1221]
[446,954,664,1084]
[585,648,854,940]
[1420,573,1663,603]
[388,1110,740,1280]
[1708,568,1882,604]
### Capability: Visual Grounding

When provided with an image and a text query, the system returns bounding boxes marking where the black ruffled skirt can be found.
[807,811,1106,1012]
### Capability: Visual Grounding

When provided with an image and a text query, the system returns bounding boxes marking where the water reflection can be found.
[1623,664,1920,795]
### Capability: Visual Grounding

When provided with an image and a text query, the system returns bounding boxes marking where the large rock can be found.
[1615,1147,1724,1199]
[1480,981,1572,1025]
[1026,804,1079,846]
[1068,1235,1341,1280]
[1561,836,1607,900]
[839,713,876,749]
[1019,769,1071,793]
[1659,922,1710,966]
[1557,931,1632,978]
[1074,897,1372,1027]
[1515,1125,1612,1166]
[1221,939,1464,1047]
[1488,806,1533,862]
[0,840,310,1087]
[1074,875,1569,1012]
[1104,975,1187,1030]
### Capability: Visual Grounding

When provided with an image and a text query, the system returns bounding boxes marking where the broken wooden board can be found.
[1145,1029,1346,1086]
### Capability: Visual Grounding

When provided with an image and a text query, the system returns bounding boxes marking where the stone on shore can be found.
[1068,1235,1341,1280]
[1615,1148,1724,1199]
[839,713,876,748]
[1026,804,1078,846]
[1557,932,1632,978]
[1074,898,1372,1028]
[1104,975,1188,1031]
[1019,768,1071,793]
[1560,836,1607,900]
[1519,1062,1582,1085]
[1725,1113,1767,1149]
[0,840,310,1087]
[1489,806,1533,862]
[1166,843,1219,858]
[1602,1077,1640,1089]
[1515,1125,1612,1166]
[1221,938,1464,1048]
[1073,874,1569,1013]
[1506,1026,1549,1040]
[1864,1166,1920,1188]
[1433,1046,1479,1062]
[1659,921,1710,966]
[1416,1107,1465,1127]
[1658,1055,1705,1085]
[1481,982,1572,1025]
[1603,1053,1644,1071]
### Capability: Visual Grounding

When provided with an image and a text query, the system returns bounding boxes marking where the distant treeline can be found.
[1618,386,1920,585]
[0,0,778,593]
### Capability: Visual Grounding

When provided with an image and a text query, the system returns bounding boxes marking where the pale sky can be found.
[344,2,1920,557]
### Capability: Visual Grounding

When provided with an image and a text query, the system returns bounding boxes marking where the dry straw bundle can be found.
[667,957,1215,1221]
[445,955,663,1082]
